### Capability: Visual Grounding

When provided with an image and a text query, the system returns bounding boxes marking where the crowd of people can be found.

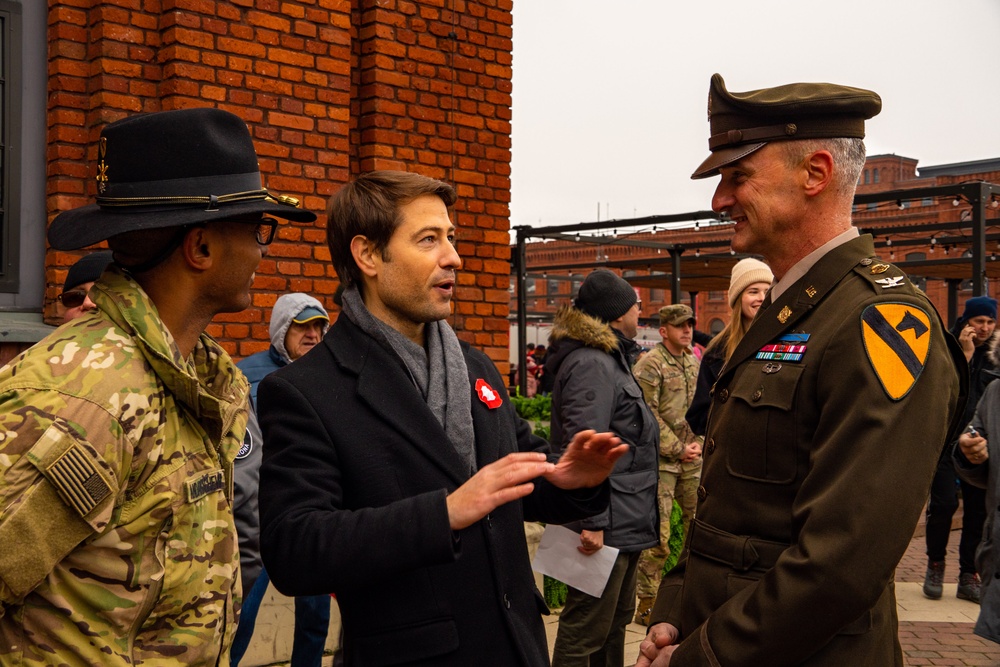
[0,71,996,667]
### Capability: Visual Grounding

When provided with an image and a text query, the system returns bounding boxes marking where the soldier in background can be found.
[631,304,703,625]
[57,250,113,323]
[0,108,314,664]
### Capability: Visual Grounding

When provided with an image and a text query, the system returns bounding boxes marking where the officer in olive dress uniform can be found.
[637,75,967,667]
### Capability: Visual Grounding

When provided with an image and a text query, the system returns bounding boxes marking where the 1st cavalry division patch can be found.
[861,303,931,400]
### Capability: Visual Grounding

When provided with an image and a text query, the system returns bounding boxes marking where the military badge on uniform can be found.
[475,379,503,409]
[861,303,931,400]
[97,136,109,194]
[777,306,792,323]
[875,276,904,288]
[870,263,890,274]
[236,428,254,460]
[756,333,809,362]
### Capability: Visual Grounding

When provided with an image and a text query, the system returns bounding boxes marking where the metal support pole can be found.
[970,183,987,297]
[946,279,960,325]
[669,248,683,304]
[515,228,529,397]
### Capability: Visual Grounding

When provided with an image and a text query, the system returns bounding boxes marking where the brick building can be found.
[0,0,514,368]
[513,155,1000,344]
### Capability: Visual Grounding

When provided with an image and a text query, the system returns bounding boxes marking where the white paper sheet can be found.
[531,524,620,598]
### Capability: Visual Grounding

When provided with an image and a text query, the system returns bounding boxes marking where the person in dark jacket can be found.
[956,330,1000,643]
[686,258,773,436]
[257,170,627,667]
[923,295,997,603]
[548,269,659,667]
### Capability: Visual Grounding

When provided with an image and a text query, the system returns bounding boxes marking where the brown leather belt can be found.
[687,518,789,573]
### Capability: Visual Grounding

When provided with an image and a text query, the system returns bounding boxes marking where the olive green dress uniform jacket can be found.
[650,235,966,666]
[0,266,249,666]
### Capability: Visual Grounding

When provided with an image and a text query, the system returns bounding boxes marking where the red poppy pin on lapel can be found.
[475,379,503,409]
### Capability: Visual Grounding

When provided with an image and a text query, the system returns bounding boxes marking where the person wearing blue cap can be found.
[923,296,998,604]
[234,293,332,667]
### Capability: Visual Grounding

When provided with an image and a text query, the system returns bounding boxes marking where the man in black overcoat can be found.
[257,170,626,666]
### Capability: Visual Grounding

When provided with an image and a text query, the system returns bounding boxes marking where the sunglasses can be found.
[59,289,89,309]
[248,217,278,246]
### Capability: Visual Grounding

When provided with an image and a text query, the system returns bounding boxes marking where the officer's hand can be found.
[578,529,604,555]
[446,452,554,530]
[680,441,701,462]
[958,431,989,465]
[635,623,679,666]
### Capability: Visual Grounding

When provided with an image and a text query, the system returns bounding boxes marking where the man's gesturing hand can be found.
[446,452,555,530]
[546,429,627,490]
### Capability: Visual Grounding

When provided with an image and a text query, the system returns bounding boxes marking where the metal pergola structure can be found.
[511,180,1000,395]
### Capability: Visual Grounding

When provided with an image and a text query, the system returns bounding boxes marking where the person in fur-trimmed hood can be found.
[923,296,998,605]
[547,269,659,667]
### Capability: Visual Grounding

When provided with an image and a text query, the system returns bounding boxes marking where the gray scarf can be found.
[341,286,476,474]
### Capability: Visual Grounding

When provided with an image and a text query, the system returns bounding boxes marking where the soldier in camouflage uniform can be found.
[0,108,314,665]
[631,304,703,625]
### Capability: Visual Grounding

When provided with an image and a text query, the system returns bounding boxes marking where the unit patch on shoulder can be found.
[861,303,931,400]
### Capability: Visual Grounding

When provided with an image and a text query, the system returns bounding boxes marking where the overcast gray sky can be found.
[509,1,1000,229]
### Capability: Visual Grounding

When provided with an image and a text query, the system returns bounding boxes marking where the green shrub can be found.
[510,391,552,422]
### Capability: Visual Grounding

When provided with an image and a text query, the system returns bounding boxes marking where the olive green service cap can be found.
[659,304,695,327]
[692,73,882,179]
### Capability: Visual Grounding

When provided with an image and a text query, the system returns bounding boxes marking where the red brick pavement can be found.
[897,532,1000,665]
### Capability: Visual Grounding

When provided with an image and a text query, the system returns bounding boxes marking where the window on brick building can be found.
[922,198,934,206]
[547,278,560,296]
[710,318,724,334]
[0,1,22,293]
[708,291,725,302]
[864,170,869,184]
[570,273,583,297]
[873,169,879,184]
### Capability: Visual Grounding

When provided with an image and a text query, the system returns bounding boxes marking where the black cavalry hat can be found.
[48,107,317,250]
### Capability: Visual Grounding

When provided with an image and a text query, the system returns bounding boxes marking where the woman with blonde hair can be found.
[686,257,773,435]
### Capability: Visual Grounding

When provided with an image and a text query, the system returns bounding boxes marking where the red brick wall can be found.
[46,0,513,370]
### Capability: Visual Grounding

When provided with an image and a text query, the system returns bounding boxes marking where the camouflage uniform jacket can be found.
[0,266,249,666]
[633,343,702,472]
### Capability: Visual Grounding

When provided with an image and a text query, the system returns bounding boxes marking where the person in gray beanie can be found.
[547,269,659,667]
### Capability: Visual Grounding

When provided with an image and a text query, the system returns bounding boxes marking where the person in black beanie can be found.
[923,295,998,603]
[58,250,114,322]
[547,269,660,667]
